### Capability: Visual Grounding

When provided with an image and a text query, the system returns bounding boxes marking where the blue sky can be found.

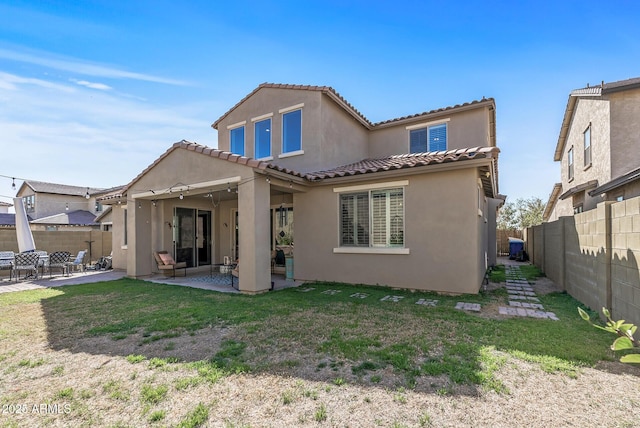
[1,0,640,209]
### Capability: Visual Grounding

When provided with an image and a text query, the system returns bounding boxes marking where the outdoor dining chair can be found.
[67,250,87,274]
[12,252,40,281]
[48,251,71,277]
[0,251,14,281]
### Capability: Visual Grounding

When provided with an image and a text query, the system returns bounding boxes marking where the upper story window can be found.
[584,124,591,167]
[23,195,35,212]
[568,147,574,181]
[230,125,245,156]
[254,117,272,159]
[95,202,103,212]
[282,109,302,154]
[340,187,404,248]
[409,122,448,153]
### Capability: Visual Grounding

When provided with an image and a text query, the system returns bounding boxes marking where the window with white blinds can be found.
[409,123,447,153]
[340,188,404,247]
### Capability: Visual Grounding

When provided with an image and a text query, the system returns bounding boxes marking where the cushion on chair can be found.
[158,253,175,265]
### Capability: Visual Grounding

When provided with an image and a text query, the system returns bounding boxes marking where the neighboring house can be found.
[101,83,501,294]
[544,77,640,222]
[0,201,11,214]
[15,180,111,230]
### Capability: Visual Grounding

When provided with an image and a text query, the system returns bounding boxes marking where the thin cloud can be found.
[0,47,188,86]
[71,79,112,91]
[0,71,74,92]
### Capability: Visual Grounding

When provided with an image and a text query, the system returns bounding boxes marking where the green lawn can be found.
[0,277,614,393]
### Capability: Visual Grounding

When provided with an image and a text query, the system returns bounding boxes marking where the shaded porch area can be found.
[145,265,304,293]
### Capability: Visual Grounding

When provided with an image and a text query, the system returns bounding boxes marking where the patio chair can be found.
[153,251,187,278]
[12,252,40,281]
[48,251,71,277]
[0,251,14,281]
[34,250,48,277]
[67,250,87,274]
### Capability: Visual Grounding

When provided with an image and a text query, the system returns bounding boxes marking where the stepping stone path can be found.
[350,293,369,299]
[416,299,438,306]
[455,302,481,312]
[498,265,559,320]
[380,295,404,302]
[297,287,316,293]
[322,289,341,295]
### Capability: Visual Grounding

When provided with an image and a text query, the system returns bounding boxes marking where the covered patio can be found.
[101,142,303,294]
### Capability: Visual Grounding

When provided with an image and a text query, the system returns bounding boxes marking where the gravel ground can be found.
[1,276,639,427]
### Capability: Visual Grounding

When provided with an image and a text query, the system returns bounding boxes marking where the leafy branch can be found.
[578,307,640,364]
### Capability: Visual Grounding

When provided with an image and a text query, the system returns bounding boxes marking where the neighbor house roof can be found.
[0,201,12,207]
[554,77,640,161]
[543,183,563,221]
[18,180,104,197]
[588,165,640,197]
[212,83,496,146]
[100,141,499,201]
[559,180,598,200]
[0,213,23,226]
[30,210,98,226]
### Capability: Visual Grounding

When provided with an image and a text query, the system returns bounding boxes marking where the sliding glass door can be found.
[174,207,212,268]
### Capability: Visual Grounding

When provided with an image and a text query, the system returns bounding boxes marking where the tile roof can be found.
[0,201,12,207]
[212,83,372,129]
[100,142,499,200]
[22,180,104,197]
[30,210,98,226]
[269,147,499,181]
[570,77,640,96]
[372,98,495,127]
[212,83,496,134]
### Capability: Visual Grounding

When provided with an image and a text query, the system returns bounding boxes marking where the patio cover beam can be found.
[130,176,242,200]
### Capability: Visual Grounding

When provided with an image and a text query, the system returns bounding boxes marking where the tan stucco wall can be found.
[549,97,611,221]
[368,106,492,158]
[215,87,369,173]
[609,88,640,178]
[294,168,484,294]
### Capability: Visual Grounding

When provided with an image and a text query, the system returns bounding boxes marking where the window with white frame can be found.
[410,123,447,153]
[584,124,591,167]
[23,195,35,212]
[568,147,574,181]
[282,109,302,153]
[230,126,245,156]
[340,188,404,247]
[254,118,271,159]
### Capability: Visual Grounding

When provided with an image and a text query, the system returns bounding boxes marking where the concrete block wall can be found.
[527,197,639,325]
[610,197,640,323]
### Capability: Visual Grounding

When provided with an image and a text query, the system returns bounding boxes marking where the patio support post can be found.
[128,199,153,278]
[238,175,271,293]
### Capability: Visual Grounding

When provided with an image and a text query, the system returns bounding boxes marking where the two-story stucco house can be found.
[15,180,110,231]
[544,77,640,221]
[102,83,501,294]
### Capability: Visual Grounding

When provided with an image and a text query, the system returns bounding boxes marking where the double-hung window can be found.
[230,125,245,156]
[584,125,591,167]
[282,108,302,154]
[568,147,574,181]
[409,122,448,153]
[254,118,272,159]
[340,187,404,247]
